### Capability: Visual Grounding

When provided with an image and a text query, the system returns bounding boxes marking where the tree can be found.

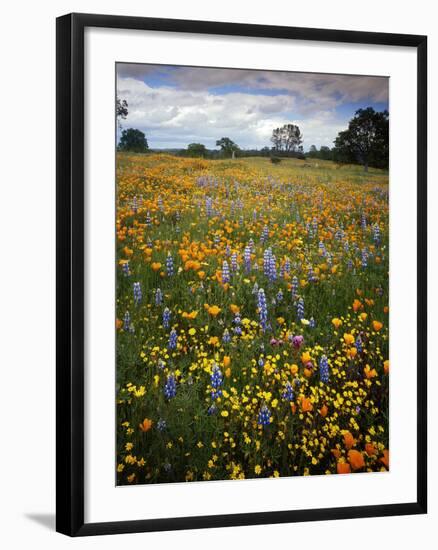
[119,128,149,153]
[216,137,239,157]
[270,128,283,152]
[333,107,389,171]
[308,145,318,157]
[187,143,207,157]
[270,124,303,154]
[282,124,303,153]
[116,97,128,129]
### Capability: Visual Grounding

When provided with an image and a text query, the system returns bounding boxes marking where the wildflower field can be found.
[116,153,389,484]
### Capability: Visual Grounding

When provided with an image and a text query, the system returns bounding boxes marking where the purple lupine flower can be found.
[308,265,316,283]
[257,403,271,427]
[155,288,163,306]
[373,223,381,245]
[210,363,223,400]
[122,261,130,277]
[164,374,177,399]
[263,248,272,277]
[257,288,268,331]
[157,419,167,432]
[297,297,304,321]
[269,254,277,282]
[222,260,230,284]
[123,311,133,332]
[133,282,142,305]
[291,276,298,298]
[231,252,238,272]
[166,253,174,277]
[222,328,231,344]
[206,196,213,217]
[319,355,329,384]
[244,245,251,272]
[282,382,294,402]
[168,328,177,350]
[163,307,171,329]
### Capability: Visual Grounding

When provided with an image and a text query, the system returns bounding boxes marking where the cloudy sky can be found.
[116,63,388,151]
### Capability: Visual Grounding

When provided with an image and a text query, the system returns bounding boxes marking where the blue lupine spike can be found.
[164,374,177,399]
[319,355,329,384]
[163,307,171,329]
[257,403,271,427]
[168,328,177,350]
[133,282,142,305]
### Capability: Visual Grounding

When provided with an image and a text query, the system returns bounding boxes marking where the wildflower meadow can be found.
[116,153,389,485]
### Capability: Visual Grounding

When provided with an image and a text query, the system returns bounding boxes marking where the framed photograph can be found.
[56,12,427,536]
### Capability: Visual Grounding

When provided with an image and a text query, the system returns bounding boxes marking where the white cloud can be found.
[117,68,387,149]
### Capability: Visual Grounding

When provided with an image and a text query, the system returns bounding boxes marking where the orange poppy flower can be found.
[223,356,231,368]
[139,418,153,432]
[380,449,389,469]
[344,333,355,345]
[332,318,342,329]
[208,305,221,317]
[151,262,162,271]
[384,360,389,374]
[343,431,355,449]
[331,448,341,459]
[300,397,313,413]
[319,404,328,417]
[337,462,351,474]
[348,449,365,470]
[372,320,383,331]
[352,299,363,312]
[364,365,377,379]
[365,443,377,456]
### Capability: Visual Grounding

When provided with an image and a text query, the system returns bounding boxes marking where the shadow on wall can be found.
[25,513,55,531]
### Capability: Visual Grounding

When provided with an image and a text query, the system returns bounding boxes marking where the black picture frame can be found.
[56,12,427,537]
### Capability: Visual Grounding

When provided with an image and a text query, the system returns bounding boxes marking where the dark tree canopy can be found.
[116,97,128,129]
[333,107,389,171]
[271,123,303,154]
[187,143,207,157]
[216,137,240,157]
[119,128,149,153]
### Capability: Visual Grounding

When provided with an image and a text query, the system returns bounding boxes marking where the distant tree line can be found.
[116,97,388,171]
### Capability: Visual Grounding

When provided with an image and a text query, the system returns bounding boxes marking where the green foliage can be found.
[271,123,303,154]
[119,128,149,153]
[186,143,207,157]
[216,137,240,157]
[333,107,389,171]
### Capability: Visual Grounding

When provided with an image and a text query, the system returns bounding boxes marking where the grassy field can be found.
[116,153,389,484]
